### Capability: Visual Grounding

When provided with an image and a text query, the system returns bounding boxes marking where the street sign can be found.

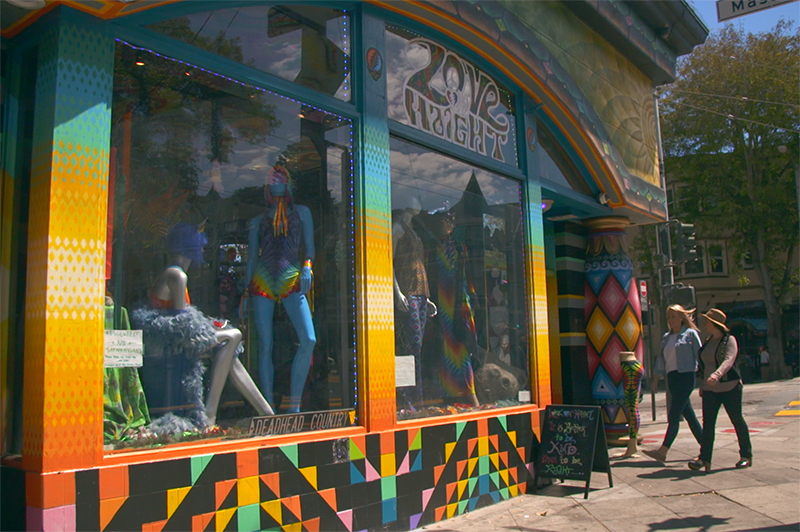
[639,280,649,311]
[717,0,798,22]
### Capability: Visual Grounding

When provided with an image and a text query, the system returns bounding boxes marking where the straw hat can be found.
[702,308,729,332]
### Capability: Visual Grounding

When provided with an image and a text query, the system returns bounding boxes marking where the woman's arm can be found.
[710,336,739,381]
[689,328,703,356]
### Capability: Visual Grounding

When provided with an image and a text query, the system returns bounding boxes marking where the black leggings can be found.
[699,382,752,463]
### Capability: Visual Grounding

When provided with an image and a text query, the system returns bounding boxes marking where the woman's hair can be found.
[666,304,699,332]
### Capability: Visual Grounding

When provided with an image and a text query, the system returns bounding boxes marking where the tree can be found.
[657,21,799,379]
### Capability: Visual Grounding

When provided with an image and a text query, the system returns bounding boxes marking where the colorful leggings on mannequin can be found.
[621,358,644,440]
[396,295,428,411]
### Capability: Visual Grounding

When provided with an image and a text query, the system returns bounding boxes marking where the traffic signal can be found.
[665,283,696,309]
[674,222,698,263]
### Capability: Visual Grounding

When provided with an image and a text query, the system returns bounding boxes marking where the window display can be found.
[148,5,350,101]
[391,138,530,420]
[106,43,356,449]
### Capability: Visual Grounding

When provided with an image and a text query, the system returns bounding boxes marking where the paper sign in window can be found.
[104,330,144,367]
[395,356,416,387]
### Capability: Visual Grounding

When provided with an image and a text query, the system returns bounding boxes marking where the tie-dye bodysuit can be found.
[249,208,302,300]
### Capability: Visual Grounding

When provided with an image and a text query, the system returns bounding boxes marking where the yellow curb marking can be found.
[775,410,800,416]
[788,401,800,406]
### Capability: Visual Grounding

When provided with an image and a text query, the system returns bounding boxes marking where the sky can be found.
[688,0,798,34]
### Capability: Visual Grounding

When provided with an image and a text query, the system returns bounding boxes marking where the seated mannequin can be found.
[136,222,273,429]
[245,165,316,414]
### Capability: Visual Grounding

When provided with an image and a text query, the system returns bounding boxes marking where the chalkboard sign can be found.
[533,405,613,499]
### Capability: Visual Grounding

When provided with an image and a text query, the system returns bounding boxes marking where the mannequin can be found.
[429,211,480,407]
[614,351,643,458]
[245,165,316,414]
[136,222,273,429]
[393,197,437,412]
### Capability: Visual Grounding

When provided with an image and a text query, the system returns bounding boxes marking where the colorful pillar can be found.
[584,217,643,444]
[21,7,113,529]
[357,12,395,431]
[522,101,551,408]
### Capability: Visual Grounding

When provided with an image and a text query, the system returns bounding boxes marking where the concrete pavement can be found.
[419,378,800,532]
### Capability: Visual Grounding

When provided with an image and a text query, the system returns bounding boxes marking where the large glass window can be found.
[148,5,351,101]
[386,26,517,166]
[391,137,530,420]
[106,43,356,450]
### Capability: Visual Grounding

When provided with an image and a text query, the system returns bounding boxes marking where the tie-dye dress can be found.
[433,235,477,400]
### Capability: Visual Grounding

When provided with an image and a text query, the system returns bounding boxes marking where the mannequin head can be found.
[432,211,456,239]
[265,165,292,204]
[407,196,422,216]
[166,222,208,266]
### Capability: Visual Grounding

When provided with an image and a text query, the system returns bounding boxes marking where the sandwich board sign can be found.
[533,405,613,499]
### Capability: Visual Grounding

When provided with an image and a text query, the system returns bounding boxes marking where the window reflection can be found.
[149,5,350,101]
[391,138,530,420]
[386,26,517,166]
[106,44,355,450]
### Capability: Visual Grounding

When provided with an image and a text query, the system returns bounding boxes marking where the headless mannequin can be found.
[393,200,437,411]
[150,253,274,425]
[613,350,643,459]
[246,181,316,414]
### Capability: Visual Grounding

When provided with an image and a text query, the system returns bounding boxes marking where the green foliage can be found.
[658,21,799,304]
[657,21,799,374]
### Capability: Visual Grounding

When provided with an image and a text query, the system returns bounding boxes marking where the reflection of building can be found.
[1,2,705,530]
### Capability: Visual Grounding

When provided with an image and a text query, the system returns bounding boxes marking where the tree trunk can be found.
[754,234,789,381]
[741,132,790,381]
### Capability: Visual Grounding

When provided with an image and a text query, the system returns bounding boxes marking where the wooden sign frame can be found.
[533,405,613,499]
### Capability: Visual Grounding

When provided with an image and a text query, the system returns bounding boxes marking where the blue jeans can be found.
[664,371,703,448]
[699,382,752,463]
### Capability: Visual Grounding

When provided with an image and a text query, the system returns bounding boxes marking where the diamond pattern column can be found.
[584,217,643,444]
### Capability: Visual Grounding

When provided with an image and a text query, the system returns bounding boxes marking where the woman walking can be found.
[688,309,752,472]
[642,304,704,464]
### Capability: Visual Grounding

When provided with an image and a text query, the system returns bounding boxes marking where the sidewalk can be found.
[419,379,800,532]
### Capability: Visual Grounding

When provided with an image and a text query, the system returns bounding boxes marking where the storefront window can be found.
[391,137,530,420]
[386,26,517,166]
[148,5,350,101]
[106,43,356,450]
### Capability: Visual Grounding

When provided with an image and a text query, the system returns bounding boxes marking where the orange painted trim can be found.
[369,0,624,202]
[0,0,184,38]
[396,404,543,431]
[101,425,367,467]
[0,1,58,39]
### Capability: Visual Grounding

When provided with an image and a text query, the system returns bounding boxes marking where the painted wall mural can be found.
[19,414,536,531]
[498,0,660,187]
